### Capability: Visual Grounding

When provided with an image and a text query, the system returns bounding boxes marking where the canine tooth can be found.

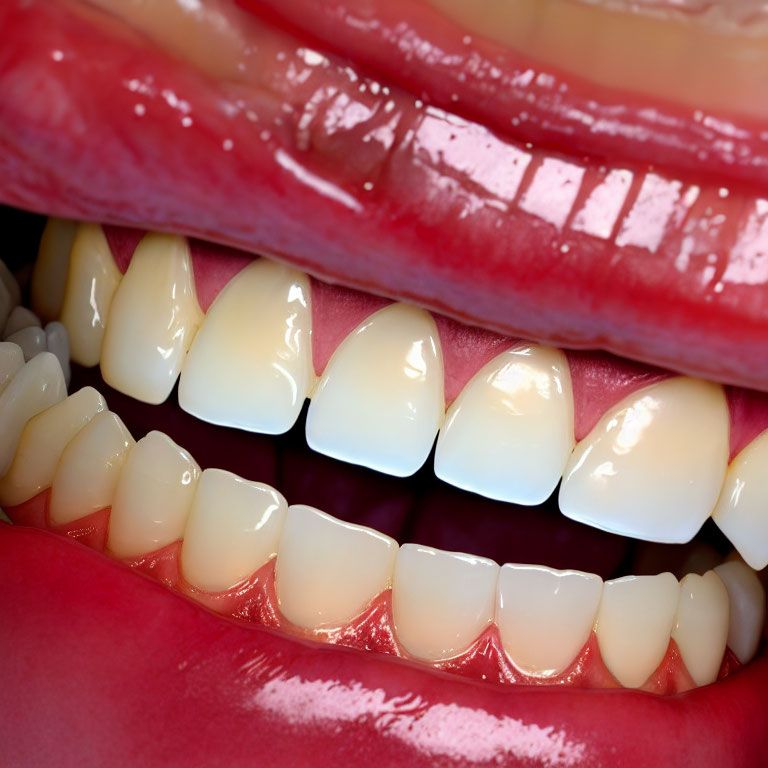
[714,560,766,664]
[32,218,76,322]
[179,260,312,434]
[0,353,66,478]
[275,504,397,628]
[306,303,444,477]
[435,345,574,504]
[560,378,728,543]
[392,544,499,661]
[0,342,24,395]
[49,410,135,526]
[107,431,200,559]
[5,327,47,362]
[2,306,39,339]
[45,322,71,387]
[0,387,107,508]
[597,573,679,688]
[181,469,287,592]
[59,222,121,367]
[101,233,203,405]
[712,430,768,570]
[496,564,602,676]
[0,260,21,310]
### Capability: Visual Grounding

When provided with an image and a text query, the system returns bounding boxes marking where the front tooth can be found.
[559,377,729,543]
[181,469,287,592]
[59,222,121,367]
[496,564,602,676]
[3,307,40,339]
[275,504,397,628]
[45,322,71,387]
[178,259,313,434]
[306,303,444,477]
[596,573,679,688]
[714,560,766,665]
[100,233,203,405]
[671,571,729,687]
[0,387,107,508]
[712,430,768,570]
[5,327,47,362]
[435,345,574,504]
[49,410,135,526]
[392,544,499,661]
[0,342,24,395]
[107,431,201,559]
[0,352,67,478]
[0,260,21,310]
[32,218,76,322]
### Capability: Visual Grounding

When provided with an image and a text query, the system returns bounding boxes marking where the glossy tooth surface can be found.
[0,387,107,508]
[45,322,71,387]
[32,218,76,323]
[560,377,729,543]
[275,504,397,628]
[435,345,574,504]
[59,222,121,367]
[49,410,135,526]
[179,260,312,434]
[0,353,66,478]
[392,544,499,661]
[181,469,287,592]
[306,303,444,477]
[101,233,203,405]
[0,260,21,311]
[596,573,679,688]
[2,307,40,339]
[5,327,47,362]
[712,430,768,570]
[496,564,602,676]
[108,431,200,559]
[0,342,24,395]
[714,560,766,664]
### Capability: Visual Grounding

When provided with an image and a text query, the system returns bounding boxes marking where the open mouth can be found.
[2,0,768,765]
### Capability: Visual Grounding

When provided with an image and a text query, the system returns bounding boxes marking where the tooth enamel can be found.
[496,564,602,676]
[392,544,499,661]
[671,571,729,687]
[0,342,24,395]
[179,259,313,434]
[44,322,71,387]
[0,352,67,479]
[0,260,21,311]
[181,469,287,592]
[275,504,397,628]
[49,410,135,526]
[107,431,201,559]
[306,303,444,477]
[2,306,39,339]
[32,218,76,323]
[713,560,766,665]
[5,327,47,362]
[59,222,121,367]
[596,573,679,688]
[435,345,574,504]
[712,430,768,570]
[559,377,729,543]
[100,233,203,405]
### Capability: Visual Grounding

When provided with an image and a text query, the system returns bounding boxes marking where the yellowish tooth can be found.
[49,410,135,526]
[0,260,21,310]
[32,218,76,322]
[0,342,24,395]
[2,306,39,339]
[0,387,107,508]
[59,222,121,367]
[45,322,71,387]
[5,327,47,362]
[100,233,203,405]
[107,431,200,559]
[179,259,313,434]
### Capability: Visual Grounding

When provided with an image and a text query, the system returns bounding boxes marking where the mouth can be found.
[1,0,768,766]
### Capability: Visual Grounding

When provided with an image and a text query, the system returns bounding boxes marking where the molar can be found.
[2,306,40,339]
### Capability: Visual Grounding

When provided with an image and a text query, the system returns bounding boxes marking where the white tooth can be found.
[0,342,24,395]
[559,377,729,543]
[32,218,76,322]
[596,573,679,688]
[107,431,200,559]
[59,222,121,367]
[306,303,444,477]
[392,543,499,661]
[181,469,287,592]
[0,260,21,310]
[5,327,47,362]
[275,504,397,628]
[712,429,768,570]
[179,259,313,434]
[435,345,574,504]
[0,352,66,478]
[714,560,766,665]
[45,322,71,388]
[100,233,203,405]
[49,410,134,526]
[3,307,41,339]
[671,571,729,687]
[0,387,107,508]
[496,564,602,676]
